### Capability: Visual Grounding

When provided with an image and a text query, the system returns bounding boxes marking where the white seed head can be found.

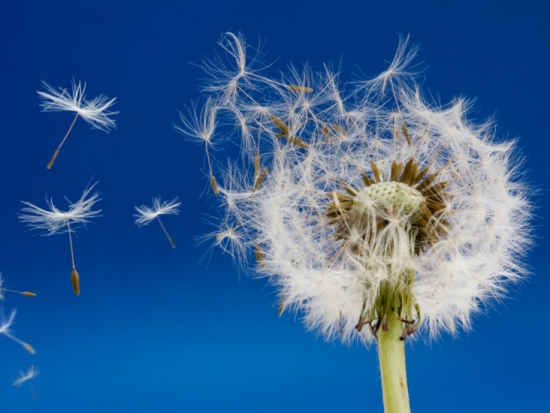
[187,33,532,344]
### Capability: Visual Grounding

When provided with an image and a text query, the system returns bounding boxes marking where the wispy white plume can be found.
[19,183,101,235]
[0,310,35,354]
[13,365,39,387]
[38,80,118,131]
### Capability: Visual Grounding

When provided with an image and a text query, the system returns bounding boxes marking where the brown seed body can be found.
[71,268,80,296]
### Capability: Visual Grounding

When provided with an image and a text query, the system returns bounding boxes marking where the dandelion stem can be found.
[378,313,410,413]
[47,112,79,169]
[156,216,176,249]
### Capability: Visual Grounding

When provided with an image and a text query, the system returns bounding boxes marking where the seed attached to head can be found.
[210,175,219,195]
[278,295,285,315]
[255,244,265,266]
[253,167,268,192]
[401,123,412,145]
[286,85,313,93]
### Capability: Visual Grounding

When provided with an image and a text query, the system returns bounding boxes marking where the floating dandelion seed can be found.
[175,98,220,194]
[184,33,532,413]
[19,183,101,295]
[38,80,118,169]
[2,290,37,297]
[134,197,180,249]
[0,310,35,354]
[13,365,39,400]
[0,274,37,298]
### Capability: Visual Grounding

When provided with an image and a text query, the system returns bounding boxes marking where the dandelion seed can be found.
[134,197,180,249]
[19,183,101,295]
[0,275,37,297]
[13,365,39,400]
[270,114,290,138]
[286,84,314,93]
[2,289,37,297]
[38,80,118,169]
[189,33,531,413]
[255,244,265,266]
[253,167,268,192]
[0,310,35,354]
[176,98,220,194]
[278,295,285,315]
[210,175,219,195]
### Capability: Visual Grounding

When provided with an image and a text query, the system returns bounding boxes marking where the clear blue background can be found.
[0,1,548,412]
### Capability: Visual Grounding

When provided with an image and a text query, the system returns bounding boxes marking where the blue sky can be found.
[0,1,548,412]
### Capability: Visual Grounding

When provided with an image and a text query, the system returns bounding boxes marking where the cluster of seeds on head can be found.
[238,89,453,339]
[190,33,531,347]
[194,34,459,340]
[323,125,453,338]
[327,155,451,258]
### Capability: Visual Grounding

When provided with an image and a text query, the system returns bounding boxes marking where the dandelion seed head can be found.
[186,34,532,344]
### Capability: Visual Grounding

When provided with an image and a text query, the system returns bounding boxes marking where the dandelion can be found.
[183,33,531,413]
[134,197,180,249]
[19,183,101,295]
[38,80,118,169]
[0,310,35,354]
[0,275,35,352]
[1,290,37,297]
[13,365,39,400]
[175,98,220,194]
[0,273,37,298]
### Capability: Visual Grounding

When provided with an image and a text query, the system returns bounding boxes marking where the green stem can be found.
[378,313,411,413]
